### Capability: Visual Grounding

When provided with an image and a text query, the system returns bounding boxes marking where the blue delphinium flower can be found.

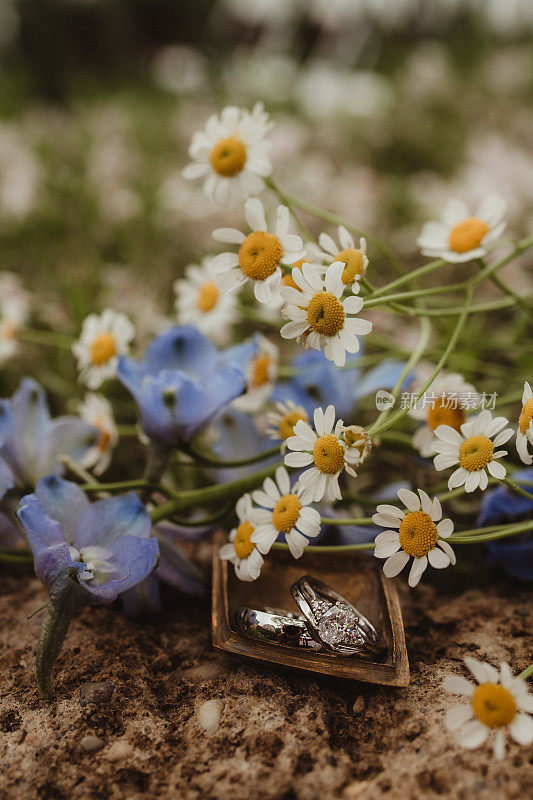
[0,378,98,488]
[117,325,256,446]
[271,348,405,420]
[18,475,159,603]
[477,469,533,581]
[18,475,159,695]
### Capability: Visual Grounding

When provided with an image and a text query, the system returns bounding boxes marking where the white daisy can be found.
[284,405,361,502]
[372,487,456,588]
[316,226,368,290]
[174,256,238,345]
[266,400,309,448]
[72,308,135,389]
[78,393,118,476]
[211,197,305,304]
[432,409,514,492]
[250,466,321,559]
[233,336,279,413]
[516,381,533,465]
[0,273,31,365]
[443,657,533,759]
[341,425,372,465]
[409,371,478,458]
[416,194,506,263]
[280,260,372,367]
[219,494,264,582]
[182,103,273,205]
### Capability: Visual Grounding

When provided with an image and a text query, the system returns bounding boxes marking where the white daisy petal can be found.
[445,704,473,731]
[397,488,420,512]
[382,550,410,578]
[456,720,488,749]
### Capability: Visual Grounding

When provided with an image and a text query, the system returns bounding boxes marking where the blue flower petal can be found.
[353,360,407,402]
[140,325,220,379]
[0,457,14,501]
[17,493,65,555]
[8,379,51,484]
[81,535,159,604]
[35,475,89,544]
[208,408,277,482]
[0,400,14,447]
[34,543,79,589]
[73,492,151,549]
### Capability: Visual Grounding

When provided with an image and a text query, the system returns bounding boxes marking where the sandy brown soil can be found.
[0,559,531,800]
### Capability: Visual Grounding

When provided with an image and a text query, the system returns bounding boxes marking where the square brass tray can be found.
[211,532,410,686]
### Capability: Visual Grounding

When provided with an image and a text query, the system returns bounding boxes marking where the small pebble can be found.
[181,662,229,683]
[105,740,131,762]
[197,699,224,734]
[79,682,115,707]
[80,735,105,753]
[352,695,365,714]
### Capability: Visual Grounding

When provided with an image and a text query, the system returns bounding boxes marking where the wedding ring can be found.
[291,576,386,658]
[235,606,323,650]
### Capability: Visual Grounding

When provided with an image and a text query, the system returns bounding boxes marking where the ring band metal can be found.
[291,576,386,658]
[235,607,323,650]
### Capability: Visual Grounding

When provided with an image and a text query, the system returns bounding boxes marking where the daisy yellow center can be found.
[272,493,301,534]
[251,354,272,388]
[209,136,247,177]
[307,292,345,337]
[472,683,517,728]
[278,410,307,440]
[398,511,438,558]
[518,397,533,435]
[313,434,345,474]
[344,425,370,455]
[337,249,364,284]
[196,282,219,313]
[94,416,111,452]
[459,435,493,471]
[0,318,16,340]
[448,217,489,254]
[239,232,283,282]
[427,398,466,432]
[234,520,255,560]
[89,332,117,366]
[282,258,307,291]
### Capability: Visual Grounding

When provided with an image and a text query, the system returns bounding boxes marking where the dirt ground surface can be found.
[1,561,531,800]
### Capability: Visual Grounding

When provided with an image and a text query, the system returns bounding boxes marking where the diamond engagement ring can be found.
[291,576,387,658]
[235,576,386,659]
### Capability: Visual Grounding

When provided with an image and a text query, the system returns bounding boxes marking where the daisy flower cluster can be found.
[3,96,532,737]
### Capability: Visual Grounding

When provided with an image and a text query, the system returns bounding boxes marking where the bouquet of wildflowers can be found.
[1,102,532,760]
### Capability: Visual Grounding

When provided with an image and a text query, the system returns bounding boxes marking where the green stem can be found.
[271,541,375,553]
[0,547,33,565]
[446,520,533,544]
[81,480,175,498]
[369,285,473,436]
[19,328,74,350]
[503,478,533,502]
[265,177,405,275]
[320,516,372,526]
[184,441,281,468]
[373,316,431,430]
[149,461,282,524]
[36,569,88,698]
[518,664,533,681]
